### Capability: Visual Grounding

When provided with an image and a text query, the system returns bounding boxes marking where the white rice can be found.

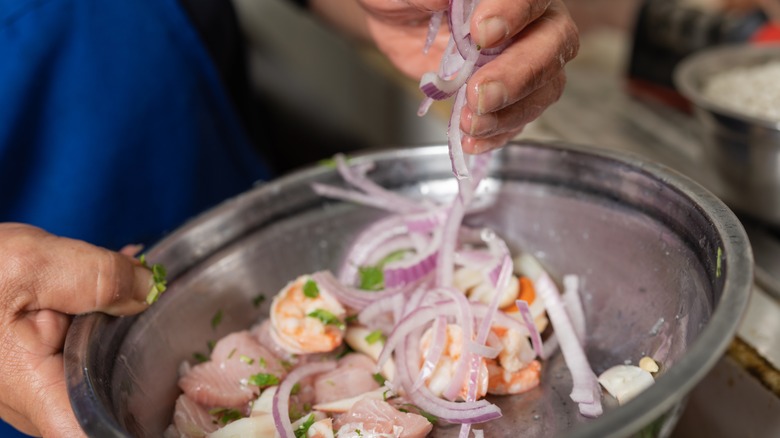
[701,60,780,122]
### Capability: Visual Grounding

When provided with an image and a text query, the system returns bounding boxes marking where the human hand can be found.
[356,0,579,154]
[0,224,154,437]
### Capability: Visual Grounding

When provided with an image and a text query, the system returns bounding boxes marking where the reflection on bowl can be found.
[674,43,780,224]
[64,142,752,438]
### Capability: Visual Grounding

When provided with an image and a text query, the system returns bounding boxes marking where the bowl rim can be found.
[673,42,780,130]
[64,141,754,437]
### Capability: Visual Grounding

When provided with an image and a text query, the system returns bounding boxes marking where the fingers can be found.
[461,71,567,154]
[471,0,551,48]
[0,223,153,317]
[1,311,84,437]
[455,0,577,153]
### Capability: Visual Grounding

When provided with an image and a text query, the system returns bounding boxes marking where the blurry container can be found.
[674,43,780,224]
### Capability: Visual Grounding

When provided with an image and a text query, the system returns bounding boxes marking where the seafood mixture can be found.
[163,149,637,437]
[163,0,658,433]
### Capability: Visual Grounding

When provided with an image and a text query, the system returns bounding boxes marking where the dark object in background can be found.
[627,0,775,110]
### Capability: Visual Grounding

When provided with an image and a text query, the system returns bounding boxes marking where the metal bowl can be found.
[674,43,780,224]
[64,141,752,437]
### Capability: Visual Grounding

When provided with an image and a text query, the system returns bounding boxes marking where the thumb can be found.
[0,223,155,317]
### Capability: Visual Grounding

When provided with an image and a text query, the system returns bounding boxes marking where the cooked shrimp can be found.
[270,275,346,354]
[487,359,542,395]
[453,267,520,309]
[418,323,488,400]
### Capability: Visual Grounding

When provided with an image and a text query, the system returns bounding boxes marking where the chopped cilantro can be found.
[365,329,386,345]
[207,340,216,352]
[192,352,208,363]
[208,407,243,425]
[355,429,363,437]
[293,414,316,438]
[211,309,223,331]
[258,357,267,368]
[252,294,266,308]
[239,354,254,365]
[358,266,384,291]
[248,373,280,387]
[307,309,345,330]
[227,348,236,359]
[280,359,295,370]
[139,255,168,305]
[303,279,320,298]
[716,247,723,278]
[372,373,386,385]
[345,314,358,324]
[290,382,301,395]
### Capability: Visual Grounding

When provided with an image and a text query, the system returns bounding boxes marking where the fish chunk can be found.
[334,398,432,438]
[179,331,287,408]
[314,353,380,404]
[172,393,217,437]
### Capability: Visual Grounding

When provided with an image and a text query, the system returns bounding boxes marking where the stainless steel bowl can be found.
[674,43,780,225]
[64,141,752,437]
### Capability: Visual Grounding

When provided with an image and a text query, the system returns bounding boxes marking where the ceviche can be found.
[162,1,659,436]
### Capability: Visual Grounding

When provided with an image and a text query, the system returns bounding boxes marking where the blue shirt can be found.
[0,0,271,435]
[0,0,272,250]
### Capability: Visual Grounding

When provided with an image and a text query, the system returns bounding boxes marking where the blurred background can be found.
[231,0,779,436]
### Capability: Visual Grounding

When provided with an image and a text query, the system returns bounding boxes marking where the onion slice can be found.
[272,361,337,438]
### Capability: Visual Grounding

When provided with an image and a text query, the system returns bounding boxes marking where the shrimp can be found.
[418,323,488,401]
[270,275,346,354]
[485,325,541,395]
[453,267,520,309]
[487,359,542,395]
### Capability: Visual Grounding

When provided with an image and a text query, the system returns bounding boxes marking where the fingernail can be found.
[477,81,508,115]
[477,17,508,48]
[469,112,498,136]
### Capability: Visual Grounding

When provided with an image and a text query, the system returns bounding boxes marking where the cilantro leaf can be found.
[208,407,243,425]
[293,414,316,438]
[303,279,320,298]
[307,309,345,330]
[247,373,280,387]
[139,255,167,305]
[365,329,386,345]
[358,266,384,291]
[372,372,386,385]
[211,309,223,331]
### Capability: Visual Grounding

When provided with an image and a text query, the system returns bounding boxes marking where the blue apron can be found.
[0,0,271,435]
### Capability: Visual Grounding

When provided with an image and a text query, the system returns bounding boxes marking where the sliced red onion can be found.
[516,299,544,358]
[436,199,466,288]
[424,11,445,54]
[404,210,446,233]
[528,258,602,416]
[364,235,414,267]
[384,247,438,288]
[334,155,424,213]
[311,270,412,311]
[465,340,501,359]
[338,216,407,284]
[312,183,407,212]
[397,338,502,423]
[272,361,337,438]
[459,423,473,438]
[413,315,448,392]
[562,274,586,345]
[418,96,435,117]
[448,86,470,180]
[419,46,480,101]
